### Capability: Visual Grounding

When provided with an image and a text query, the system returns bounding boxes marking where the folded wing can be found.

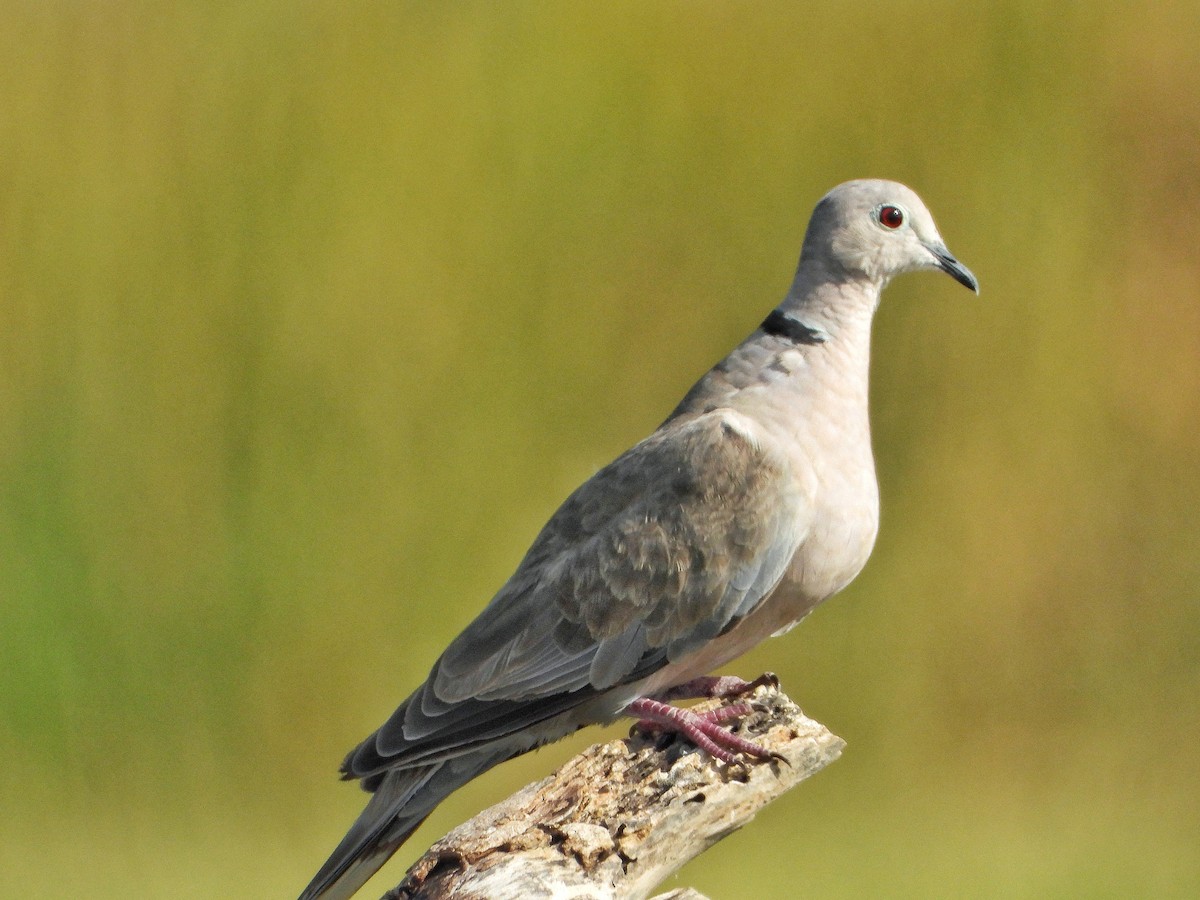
[345,409,808,781]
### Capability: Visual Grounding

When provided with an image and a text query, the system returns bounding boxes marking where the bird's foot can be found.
[626,696,783,765]
[656,671,780,702]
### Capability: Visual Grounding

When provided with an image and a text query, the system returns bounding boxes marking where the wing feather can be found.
[352,409,808,776]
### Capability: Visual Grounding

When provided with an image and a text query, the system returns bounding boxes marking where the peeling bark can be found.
[385,686,843,900]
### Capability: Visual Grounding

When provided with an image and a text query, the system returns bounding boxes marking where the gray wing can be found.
[345,409,808,780]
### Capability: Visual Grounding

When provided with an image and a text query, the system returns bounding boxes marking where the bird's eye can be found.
[877,205,904,229]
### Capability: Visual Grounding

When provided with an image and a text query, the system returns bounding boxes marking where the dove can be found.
[299,179,977,899]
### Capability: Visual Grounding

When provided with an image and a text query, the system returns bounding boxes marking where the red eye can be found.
[878,205,904,229]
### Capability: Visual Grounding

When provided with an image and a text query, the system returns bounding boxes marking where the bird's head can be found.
[801,179,978,294]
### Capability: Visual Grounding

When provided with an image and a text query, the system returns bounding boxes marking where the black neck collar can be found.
[760,309,826,345]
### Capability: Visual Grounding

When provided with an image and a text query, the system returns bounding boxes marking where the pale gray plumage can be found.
[299,179,977,900]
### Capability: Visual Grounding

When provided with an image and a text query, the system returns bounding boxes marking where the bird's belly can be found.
[785,500,878,606]
[637,501,877,699]
[634,616,786,698]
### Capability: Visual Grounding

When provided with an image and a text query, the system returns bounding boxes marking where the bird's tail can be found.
[297,751,503,900]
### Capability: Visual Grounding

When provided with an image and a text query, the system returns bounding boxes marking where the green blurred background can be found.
[2,2,1198,897]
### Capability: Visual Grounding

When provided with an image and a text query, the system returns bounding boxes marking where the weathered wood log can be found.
[385,685,843,900]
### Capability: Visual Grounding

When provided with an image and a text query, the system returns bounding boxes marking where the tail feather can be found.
[298,751,505,900]
[298,764,438,900]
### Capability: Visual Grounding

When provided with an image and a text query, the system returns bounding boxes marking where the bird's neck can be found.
[778,260,883,341]
[666,275,881,426]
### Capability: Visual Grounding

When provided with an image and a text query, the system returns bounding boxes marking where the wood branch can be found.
[385,685,844,900]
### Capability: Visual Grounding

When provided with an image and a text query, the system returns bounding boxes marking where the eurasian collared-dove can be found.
[299,179,978,899]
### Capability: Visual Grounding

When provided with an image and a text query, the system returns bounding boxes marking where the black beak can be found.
[926,242,979,294]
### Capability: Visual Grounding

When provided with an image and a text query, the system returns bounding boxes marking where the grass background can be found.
[2,2,1198,897]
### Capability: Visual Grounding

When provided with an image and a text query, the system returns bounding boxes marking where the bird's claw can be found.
[747,671,780,691]
[657,671,783,703]
[626,696,780,766]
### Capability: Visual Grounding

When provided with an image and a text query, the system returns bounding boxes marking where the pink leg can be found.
[626,696,781,764]
[656,672,780,702]
[631,700,753,734]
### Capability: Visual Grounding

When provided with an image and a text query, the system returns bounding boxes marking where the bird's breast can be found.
[784,485,878,606]
[765,388,881,626]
